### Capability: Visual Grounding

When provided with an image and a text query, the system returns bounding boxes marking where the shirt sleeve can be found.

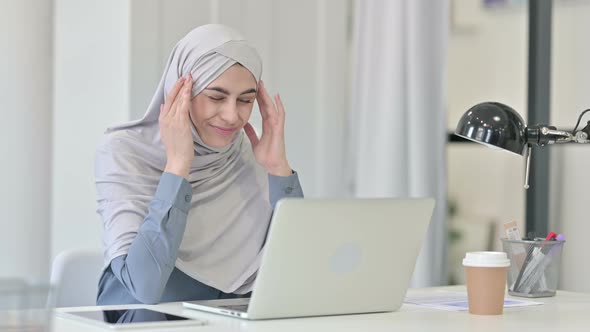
[109,172,192,304]
[268,170,304,209]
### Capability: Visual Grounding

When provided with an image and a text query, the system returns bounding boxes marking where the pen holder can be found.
[0,278,55,332]
[501,238,565,298]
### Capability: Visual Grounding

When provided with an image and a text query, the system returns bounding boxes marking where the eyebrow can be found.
[205,87,257,95]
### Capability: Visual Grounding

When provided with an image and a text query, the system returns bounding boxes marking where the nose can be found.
[218,100,239,125]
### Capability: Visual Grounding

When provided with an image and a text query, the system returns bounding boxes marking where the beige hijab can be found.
[95,24,272,294]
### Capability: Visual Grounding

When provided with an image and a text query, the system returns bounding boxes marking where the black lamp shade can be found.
[454,102,528,156]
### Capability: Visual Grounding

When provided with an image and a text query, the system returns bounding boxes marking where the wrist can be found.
[267,162,292,177]
[165,161,191,179]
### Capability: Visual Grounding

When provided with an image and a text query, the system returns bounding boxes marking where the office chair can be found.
[50,249,103,307]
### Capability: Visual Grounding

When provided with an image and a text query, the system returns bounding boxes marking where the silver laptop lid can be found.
[247,198,435,319]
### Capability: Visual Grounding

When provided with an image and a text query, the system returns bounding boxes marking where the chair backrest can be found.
[50,249,104,307]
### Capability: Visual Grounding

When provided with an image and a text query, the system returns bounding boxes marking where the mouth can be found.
[210,125,238,137]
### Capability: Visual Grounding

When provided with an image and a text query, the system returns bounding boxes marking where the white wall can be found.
[447,2,528,259]
[50,0,350,261]
[51,0,131,258]
[550,1,590,292]
[447,1,590,291]
[0,0,53,281]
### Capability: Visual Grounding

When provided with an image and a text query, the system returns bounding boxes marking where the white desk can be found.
[53,286,590,332]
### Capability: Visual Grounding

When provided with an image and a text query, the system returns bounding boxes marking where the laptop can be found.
[183,198,435,320]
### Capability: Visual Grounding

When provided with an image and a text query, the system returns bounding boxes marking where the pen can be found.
[512,240,536,292]
[514,231,553,292]
[545,232,557,241]
[517,232,565,293]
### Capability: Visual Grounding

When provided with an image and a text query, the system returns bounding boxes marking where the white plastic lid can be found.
[462,251,510,268]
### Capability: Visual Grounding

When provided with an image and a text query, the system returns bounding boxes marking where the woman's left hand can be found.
[244,80,292,176]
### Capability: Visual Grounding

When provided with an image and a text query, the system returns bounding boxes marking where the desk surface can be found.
[53,286,590,332]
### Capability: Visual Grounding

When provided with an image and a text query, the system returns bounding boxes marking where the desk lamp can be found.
[454,102,590,188]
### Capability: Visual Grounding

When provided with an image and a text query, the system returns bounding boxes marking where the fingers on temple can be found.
[257,80,278,120]
[244,123,260,147]
[275,94,285,121]
[178,75,193,119]
[165,76,186,111]
[170,76,191,117]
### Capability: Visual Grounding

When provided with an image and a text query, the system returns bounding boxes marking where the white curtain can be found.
[348,0,449,286]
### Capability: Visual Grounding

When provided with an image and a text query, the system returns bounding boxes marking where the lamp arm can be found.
[526,125,590,145]
[525,109,590,145]
[574,123,590,143]
[540,126,574,144]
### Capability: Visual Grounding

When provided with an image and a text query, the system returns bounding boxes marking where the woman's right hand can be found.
[160,74,195,179]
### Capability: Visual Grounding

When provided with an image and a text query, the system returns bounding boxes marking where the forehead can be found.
[208,64,256,91]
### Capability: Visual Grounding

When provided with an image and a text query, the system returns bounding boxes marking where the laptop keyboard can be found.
[219,304,249,313]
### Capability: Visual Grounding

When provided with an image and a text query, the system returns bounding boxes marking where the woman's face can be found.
[190,64,257,148]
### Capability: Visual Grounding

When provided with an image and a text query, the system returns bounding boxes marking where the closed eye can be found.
[238,99,254,104]
[208,96,224,101]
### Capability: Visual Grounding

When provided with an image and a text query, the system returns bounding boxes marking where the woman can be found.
[94,24,303,305]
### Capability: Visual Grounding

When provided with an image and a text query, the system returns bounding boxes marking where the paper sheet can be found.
[404,291,543,312]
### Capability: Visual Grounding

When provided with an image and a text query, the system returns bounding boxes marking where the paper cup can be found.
[463,251,510,315]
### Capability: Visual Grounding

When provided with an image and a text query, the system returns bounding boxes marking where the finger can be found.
[255,81,269,120]
[256,80,277,120]
[165,76,186,110]
[243,123,260,148]
[159,104,166,118]
[169,78,190,116]
[271,95,285,138]
[177,75,193,119]
[260,81,277,112]
[275,93,285,121]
